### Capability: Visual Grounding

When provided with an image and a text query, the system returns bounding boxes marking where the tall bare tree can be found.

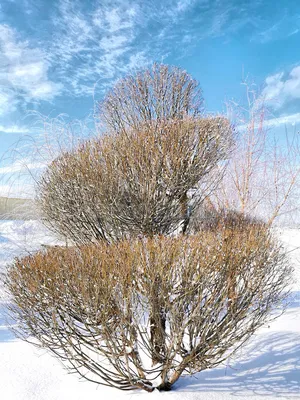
[214,82,300,225]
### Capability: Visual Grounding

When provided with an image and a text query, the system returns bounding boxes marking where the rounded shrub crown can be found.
[98,63,203,133]
[38,116,232,243]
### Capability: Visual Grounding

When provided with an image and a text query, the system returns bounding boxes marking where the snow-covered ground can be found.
[0,221,299,400]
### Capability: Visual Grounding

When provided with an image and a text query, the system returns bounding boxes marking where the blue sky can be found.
[1,0,300,196]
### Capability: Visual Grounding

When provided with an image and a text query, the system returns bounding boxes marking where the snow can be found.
[0,221,299,399]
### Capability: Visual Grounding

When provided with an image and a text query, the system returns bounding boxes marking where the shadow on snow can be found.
[175,332,300,397]
[287,291,300,309]
[0,303,17,342]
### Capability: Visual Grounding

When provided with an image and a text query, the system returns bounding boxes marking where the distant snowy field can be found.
[0,220,299,400]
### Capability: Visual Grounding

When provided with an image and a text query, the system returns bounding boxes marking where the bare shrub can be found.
[37,116,232,243]
[6,224,291,392]
[187,199,263,233]
[6,65,292,394]
[97,63,203,133]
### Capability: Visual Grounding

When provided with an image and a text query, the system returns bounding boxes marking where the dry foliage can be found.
[98,63,203,133]
[6,64,293,393]
[37,116,232,243]
[6,223,291,392]
[187,200,262,233]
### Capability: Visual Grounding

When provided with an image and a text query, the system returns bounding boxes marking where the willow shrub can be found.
[98,63,203,133]
[37,116,232,244]
[6,223,291,392]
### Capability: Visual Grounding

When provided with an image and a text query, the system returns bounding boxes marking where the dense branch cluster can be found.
[6,64,292,392]
[38,116,232,243]
[6,223,290,391]
[98,63,203,133]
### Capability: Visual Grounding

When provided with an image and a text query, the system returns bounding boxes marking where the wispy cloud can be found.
[46,0,143,96]
[0,124,31,134]
[262,66,300,109]
[1,0,299,120]
[0,92,15,116]
[254,20,283,43]
[250,4,300,43]
[44,0,241,96]
[0,183,35,198]
[288,28,300,37]
[0,24,62,115]
[0,158,45,175]
[264,112,300,128]
[93,4,137,32]
[0,0,258,124]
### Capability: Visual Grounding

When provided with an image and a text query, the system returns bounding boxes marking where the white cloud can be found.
[174,0,196,13]
[48,0,144,96]
[263,66,300,109]
[0,92,15,116]
[237,112,300,132]
[93,6,136,32]
[99,35,129,51]
[0,124,30,133]
[2,0,284,110]
[288,28,299,37]
[24,0,277,101]
[125,52,149,72]
[0,24,62,115]
[254,21,282,43]
[264,112,300,128]
[0,183,35,198]
[0,158,45,175]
